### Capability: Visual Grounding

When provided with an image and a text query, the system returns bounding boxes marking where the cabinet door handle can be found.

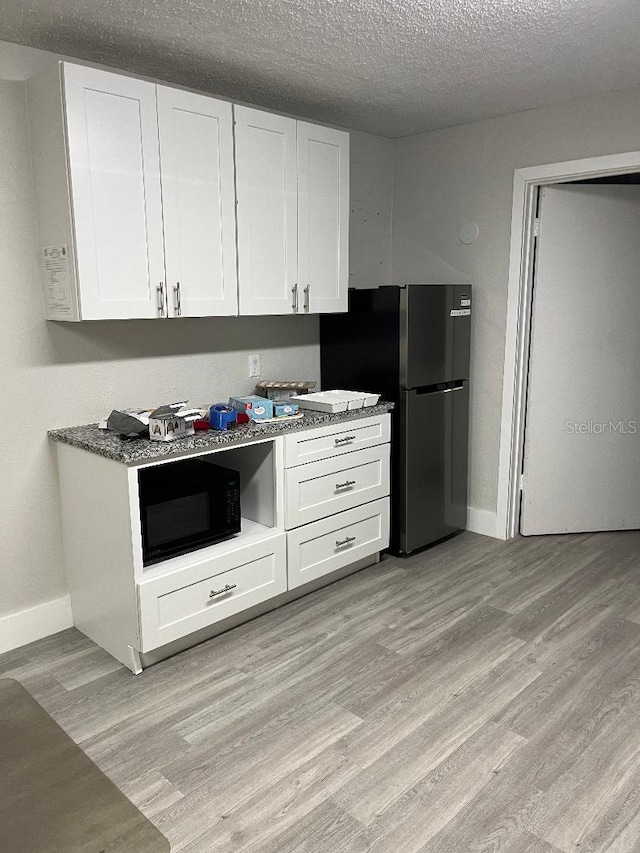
[292,283,299,313]
[335,479,356,490]
[173,281,182,316]
[335,435,356,445]
[209,583,237,599]
[303,284,310,313]
[336,536,356,548]
[157,282,166,317]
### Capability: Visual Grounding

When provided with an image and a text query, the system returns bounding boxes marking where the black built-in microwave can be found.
[138,458,241,566]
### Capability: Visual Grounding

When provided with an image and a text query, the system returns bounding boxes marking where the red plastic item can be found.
[236,412,250,425]
[193,419,210,431]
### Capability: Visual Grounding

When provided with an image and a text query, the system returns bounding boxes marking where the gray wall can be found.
[349,132,394,288]
[391,86,640,520]
[0,40,394,628]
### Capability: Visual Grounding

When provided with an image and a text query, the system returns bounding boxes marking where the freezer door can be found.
[320,287,401,399]
[398,383,469,554]
[401,285,471,389]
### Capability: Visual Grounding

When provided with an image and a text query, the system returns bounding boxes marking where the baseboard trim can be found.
[466,507,501,539]
[0,595,73,655]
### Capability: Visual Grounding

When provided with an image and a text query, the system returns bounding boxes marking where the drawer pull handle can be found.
[335,435,356,445]
[336,536,356,548]
[156,282,166,317]
[209,583,237,599]
[335,479,356,490]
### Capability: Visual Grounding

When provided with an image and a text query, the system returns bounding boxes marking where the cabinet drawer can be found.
[288,499,390,590]
[284,414,390,467]
[285,444,390,529]
[138,535,286,651]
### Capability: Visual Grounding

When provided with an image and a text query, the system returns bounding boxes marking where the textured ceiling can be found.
[2,0,640,137]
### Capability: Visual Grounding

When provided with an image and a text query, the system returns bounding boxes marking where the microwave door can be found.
[139,459,241,566]
[143,490,212,562]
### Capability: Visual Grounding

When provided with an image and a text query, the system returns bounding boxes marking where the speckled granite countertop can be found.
[48,402,394,464]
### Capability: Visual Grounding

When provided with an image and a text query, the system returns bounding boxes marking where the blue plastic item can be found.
[209,404,237,431]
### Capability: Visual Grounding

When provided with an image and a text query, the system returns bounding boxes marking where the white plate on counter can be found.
[293,390,380,413]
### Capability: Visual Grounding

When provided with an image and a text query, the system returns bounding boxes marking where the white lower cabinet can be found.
[283,414,391,467]
[138,534,287,651]
[283,414,391,589]
[285,444,390,528]
[54,413,390,673]
[287,499,390,590]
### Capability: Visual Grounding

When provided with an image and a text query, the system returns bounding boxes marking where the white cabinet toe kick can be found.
[54,413,391,672]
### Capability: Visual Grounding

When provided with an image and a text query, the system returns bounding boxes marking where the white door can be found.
[297,122,349,314]
[234,106,298,315]
[62,63,166,320]
[521,184,640,535]
[157,87,238,317]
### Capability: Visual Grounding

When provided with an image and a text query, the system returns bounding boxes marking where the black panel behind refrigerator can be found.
[321,284,471,555]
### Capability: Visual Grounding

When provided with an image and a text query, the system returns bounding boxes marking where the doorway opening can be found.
[496,152,640,539]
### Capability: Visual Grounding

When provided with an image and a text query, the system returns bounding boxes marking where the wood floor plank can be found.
[236,633,401,713]
[362,721,526,853]
[494,615,640,738]
[466,830,564,853]
[339,604,518,718]
[0,629,119,691]
[526,709,640,852]
[155,699,363,851]
[43,641,257,742]
[420,786,547,853]
[600,807,640,852]
[240,800,367,853]
[235,560,412,653]
[420,635,640,851]
[165,695,362,799]
[332,653,540,825]
[118,769,184,820]
[505,542,640,646]
[172,745,362,853]
[374,585,506,657]
[3,530,640,852]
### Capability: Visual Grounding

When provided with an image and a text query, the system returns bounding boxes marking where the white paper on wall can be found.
[43,246,72,316]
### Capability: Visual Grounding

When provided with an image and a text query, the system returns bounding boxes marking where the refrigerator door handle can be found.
[415,380,465,395]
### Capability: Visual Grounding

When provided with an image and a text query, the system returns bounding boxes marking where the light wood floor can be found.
[3,530,640,852]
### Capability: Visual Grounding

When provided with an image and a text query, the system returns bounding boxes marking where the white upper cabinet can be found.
[234,107,349,315]
[234,107,299,316]
[157,87,238,317]
[28,62,238,321]
[297,122,349,314]
[28,62,348,321]
[63,64,166,320]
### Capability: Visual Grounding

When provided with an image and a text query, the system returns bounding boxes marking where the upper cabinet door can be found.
[297,123,349,314]
[234,107,298,315]
[62,64,166,320]
[157,87,238,317]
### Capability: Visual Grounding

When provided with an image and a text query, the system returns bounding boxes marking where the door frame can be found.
[496,151,640,540]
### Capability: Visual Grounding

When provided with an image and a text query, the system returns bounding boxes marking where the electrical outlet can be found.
[248,353,261,378]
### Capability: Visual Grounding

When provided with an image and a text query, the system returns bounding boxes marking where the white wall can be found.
[349,131,394,287]
[392,86,640,524]
[0,42,393,649]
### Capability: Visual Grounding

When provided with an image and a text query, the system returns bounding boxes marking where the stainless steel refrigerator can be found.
[320,284,471,555]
